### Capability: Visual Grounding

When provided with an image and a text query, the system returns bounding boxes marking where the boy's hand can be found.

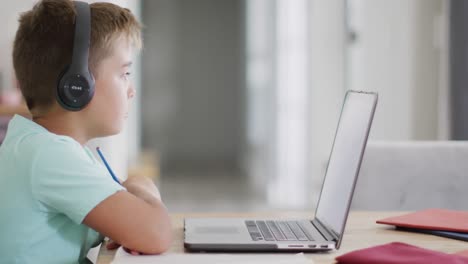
[122,176,162,205]
[106,240,142,255]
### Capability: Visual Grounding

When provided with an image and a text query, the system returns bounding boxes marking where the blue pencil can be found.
[96,147,121,185]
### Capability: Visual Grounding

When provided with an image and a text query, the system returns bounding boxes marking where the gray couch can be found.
[352,141,468,211]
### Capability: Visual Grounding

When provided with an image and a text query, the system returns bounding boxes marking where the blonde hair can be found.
[13,0,142,113]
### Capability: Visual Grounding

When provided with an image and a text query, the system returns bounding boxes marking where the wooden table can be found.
[0,104,29,117]
[96,211,468,263]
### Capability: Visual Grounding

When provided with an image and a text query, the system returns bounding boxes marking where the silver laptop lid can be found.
[314,90,377,248]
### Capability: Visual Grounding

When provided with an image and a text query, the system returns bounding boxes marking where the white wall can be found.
[347,0,449,140]
[301,0,449,208]
[244,0,276,199]
[244,0,346,208]
[307,0,346,207]
[141,0,244,168]
[0,1,36,91]
[264,0,450,208]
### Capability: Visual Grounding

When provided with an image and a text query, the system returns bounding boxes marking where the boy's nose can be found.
[127,85,136,99]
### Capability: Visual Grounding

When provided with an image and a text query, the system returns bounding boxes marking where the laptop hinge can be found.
[312,219,339,242]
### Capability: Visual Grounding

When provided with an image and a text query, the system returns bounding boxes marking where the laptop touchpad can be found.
[195,226,241,234]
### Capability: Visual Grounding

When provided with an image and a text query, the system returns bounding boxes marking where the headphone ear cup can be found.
[56,1,94,112]
[57,66,94,111]
[56,65,70,107]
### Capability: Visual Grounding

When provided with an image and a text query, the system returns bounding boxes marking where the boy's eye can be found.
[122,72,131,79]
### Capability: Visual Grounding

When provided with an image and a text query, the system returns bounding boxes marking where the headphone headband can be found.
[69,1,91,74]
[56,1,95,111]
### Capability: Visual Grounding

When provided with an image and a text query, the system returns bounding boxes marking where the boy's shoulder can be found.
[3,115,83,161]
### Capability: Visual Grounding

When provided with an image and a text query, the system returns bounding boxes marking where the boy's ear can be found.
[13,76,20,90]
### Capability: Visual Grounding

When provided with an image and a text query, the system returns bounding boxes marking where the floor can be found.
[159,167,271,213]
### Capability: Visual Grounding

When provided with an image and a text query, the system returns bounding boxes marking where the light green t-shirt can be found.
[0,115,125,264]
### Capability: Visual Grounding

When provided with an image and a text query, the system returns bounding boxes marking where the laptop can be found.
[184,90,378,252]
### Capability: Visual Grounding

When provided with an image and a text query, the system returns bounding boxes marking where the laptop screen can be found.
[315,91,377,240]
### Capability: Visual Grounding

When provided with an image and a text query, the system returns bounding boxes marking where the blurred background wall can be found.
[141,0,245,171]
[2,0,466,212]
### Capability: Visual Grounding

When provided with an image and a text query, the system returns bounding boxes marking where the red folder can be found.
[335,242,468,264]
[376,209,468,232]
[458,249,468,258]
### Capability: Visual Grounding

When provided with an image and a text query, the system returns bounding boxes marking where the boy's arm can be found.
[83,176,173,254]
[122,176,163,206]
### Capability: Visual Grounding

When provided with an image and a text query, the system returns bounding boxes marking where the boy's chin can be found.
[96,125,123,138]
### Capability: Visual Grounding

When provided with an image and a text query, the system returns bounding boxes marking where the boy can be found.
[0,0,172,263]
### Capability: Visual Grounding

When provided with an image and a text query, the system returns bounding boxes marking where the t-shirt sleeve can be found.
[30,138,125,225]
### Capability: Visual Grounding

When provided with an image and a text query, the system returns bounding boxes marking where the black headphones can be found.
[56,1,94,111]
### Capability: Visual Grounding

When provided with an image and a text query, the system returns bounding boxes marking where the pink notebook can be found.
[376,209,468,232]
[336,242,468,264]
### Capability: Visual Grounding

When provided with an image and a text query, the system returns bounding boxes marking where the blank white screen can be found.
[315,91,376,236]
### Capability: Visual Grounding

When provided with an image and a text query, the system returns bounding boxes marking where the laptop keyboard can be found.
[245,220,314,241]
